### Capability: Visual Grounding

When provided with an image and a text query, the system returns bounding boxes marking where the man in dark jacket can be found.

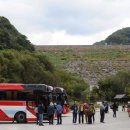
[112,102,118,118]
[100,101,106,123]
[70,101,78,124]
[47,102,54,125]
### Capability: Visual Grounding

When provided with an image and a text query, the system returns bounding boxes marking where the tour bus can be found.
[0,83,53,123]
[52,87,69,114]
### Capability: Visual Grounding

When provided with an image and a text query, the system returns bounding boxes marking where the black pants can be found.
[79,111,84,124]
[88,114,92,124]
[113,110,116,117]
[100,111,105,122]
[92,113,95,123]
[57,113,62,124]
[73,113,77,123]
[49,115,54,124]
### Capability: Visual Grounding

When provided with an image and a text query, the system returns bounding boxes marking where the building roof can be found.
[114,94,126,99]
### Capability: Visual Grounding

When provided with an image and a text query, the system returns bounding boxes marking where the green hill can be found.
[94,27,130,45]
[36,45,130,88]
[0,16,34,51]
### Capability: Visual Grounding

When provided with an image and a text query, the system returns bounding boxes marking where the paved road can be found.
[0,107,130,130]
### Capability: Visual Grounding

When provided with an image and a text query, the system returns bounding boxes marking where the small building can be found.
[114,94,130,103]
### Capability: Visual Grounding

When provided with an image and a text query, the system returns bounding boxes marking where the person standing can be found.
[70,101,78,124]
[100,101,106,123]
[112,102,118,118]
[83,103,89,124]
[88,104,92,124]
[56,103,62,125]
[47,102,55,125]
[78,101,84,124]
[34,106,39,125]
[91,104,95,123]
[38,103,44,126]
[122,103,125,111]
[127,102,130,117]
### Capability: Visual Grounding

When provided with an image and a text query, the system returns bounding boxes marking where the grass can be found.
[40,48,130,68]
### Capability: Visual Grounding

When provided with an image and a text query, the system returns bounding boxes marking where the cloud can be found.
[0,0,130,45]
[29,28,117,45]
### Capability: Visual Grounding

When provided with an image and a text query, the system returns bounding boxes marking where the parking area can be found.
[0,107,130,130]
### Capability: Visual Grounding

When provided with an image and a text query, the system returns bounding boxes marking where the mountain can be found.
[94,27,130,45]
[0,16,34,51]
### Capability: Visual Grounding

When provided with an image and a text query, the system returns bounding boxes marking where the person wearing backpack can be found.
[56,102,63,125]
[88,103,93,124]
[83,103,89,124]
[91,104,95,123]
[78,101,84,124]
[70,101,78,124]
[47,102,55,125]
[100,101,106,123]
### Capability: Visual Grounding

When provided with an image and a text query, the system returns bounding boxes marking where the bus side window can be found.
[17,92,28,101]
[0,91,18,100]
[0,91,6,100]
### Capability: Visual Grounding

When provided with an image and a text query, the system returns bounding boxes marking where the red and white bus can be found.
[0,83,53,123]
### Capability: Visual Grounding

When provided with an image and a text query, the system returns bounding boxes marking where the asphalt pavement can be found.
[0,106,130,130]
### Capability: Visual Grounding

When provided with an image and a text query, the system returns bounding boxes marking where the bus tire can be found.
[15,112,26,123]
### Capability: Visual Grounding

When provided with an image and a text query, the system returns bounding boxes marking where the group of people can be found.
[100,101,118,123]
[34,100,121,126]
[35,102,63,126]
[70,101,95,124]
[70,101,116,125]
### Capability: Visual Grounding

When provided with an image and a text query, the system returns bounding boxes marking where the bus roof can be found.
[0,83,53,92]
[53,87,66,94]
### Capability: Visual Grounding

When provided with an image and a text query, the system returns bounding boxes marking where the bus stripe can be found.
[0,101,26,106]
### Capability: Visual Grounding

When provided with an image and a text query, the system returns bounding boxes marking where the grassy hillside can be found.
[36,45,130,87]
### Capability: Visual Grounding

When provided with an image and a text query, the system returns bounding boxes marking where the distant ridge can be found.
[94,27,130,45]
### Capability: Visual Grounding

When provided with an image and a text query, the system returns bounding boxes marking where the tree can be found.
[97,71,130,101]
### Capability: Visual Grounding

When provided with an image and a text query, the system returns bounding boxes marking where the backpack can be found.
[56,105,62,114]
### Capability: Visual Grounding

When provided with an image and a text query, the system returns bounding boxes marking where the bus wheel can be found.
[15,112,26,123]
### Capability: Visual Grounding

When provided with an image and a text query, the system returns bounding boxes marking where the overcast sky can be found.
[0,0,130,45]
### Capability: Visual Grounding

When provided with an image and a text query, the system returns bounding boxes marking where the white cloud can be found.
[0,0,130,45]
[29,29,115,45]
